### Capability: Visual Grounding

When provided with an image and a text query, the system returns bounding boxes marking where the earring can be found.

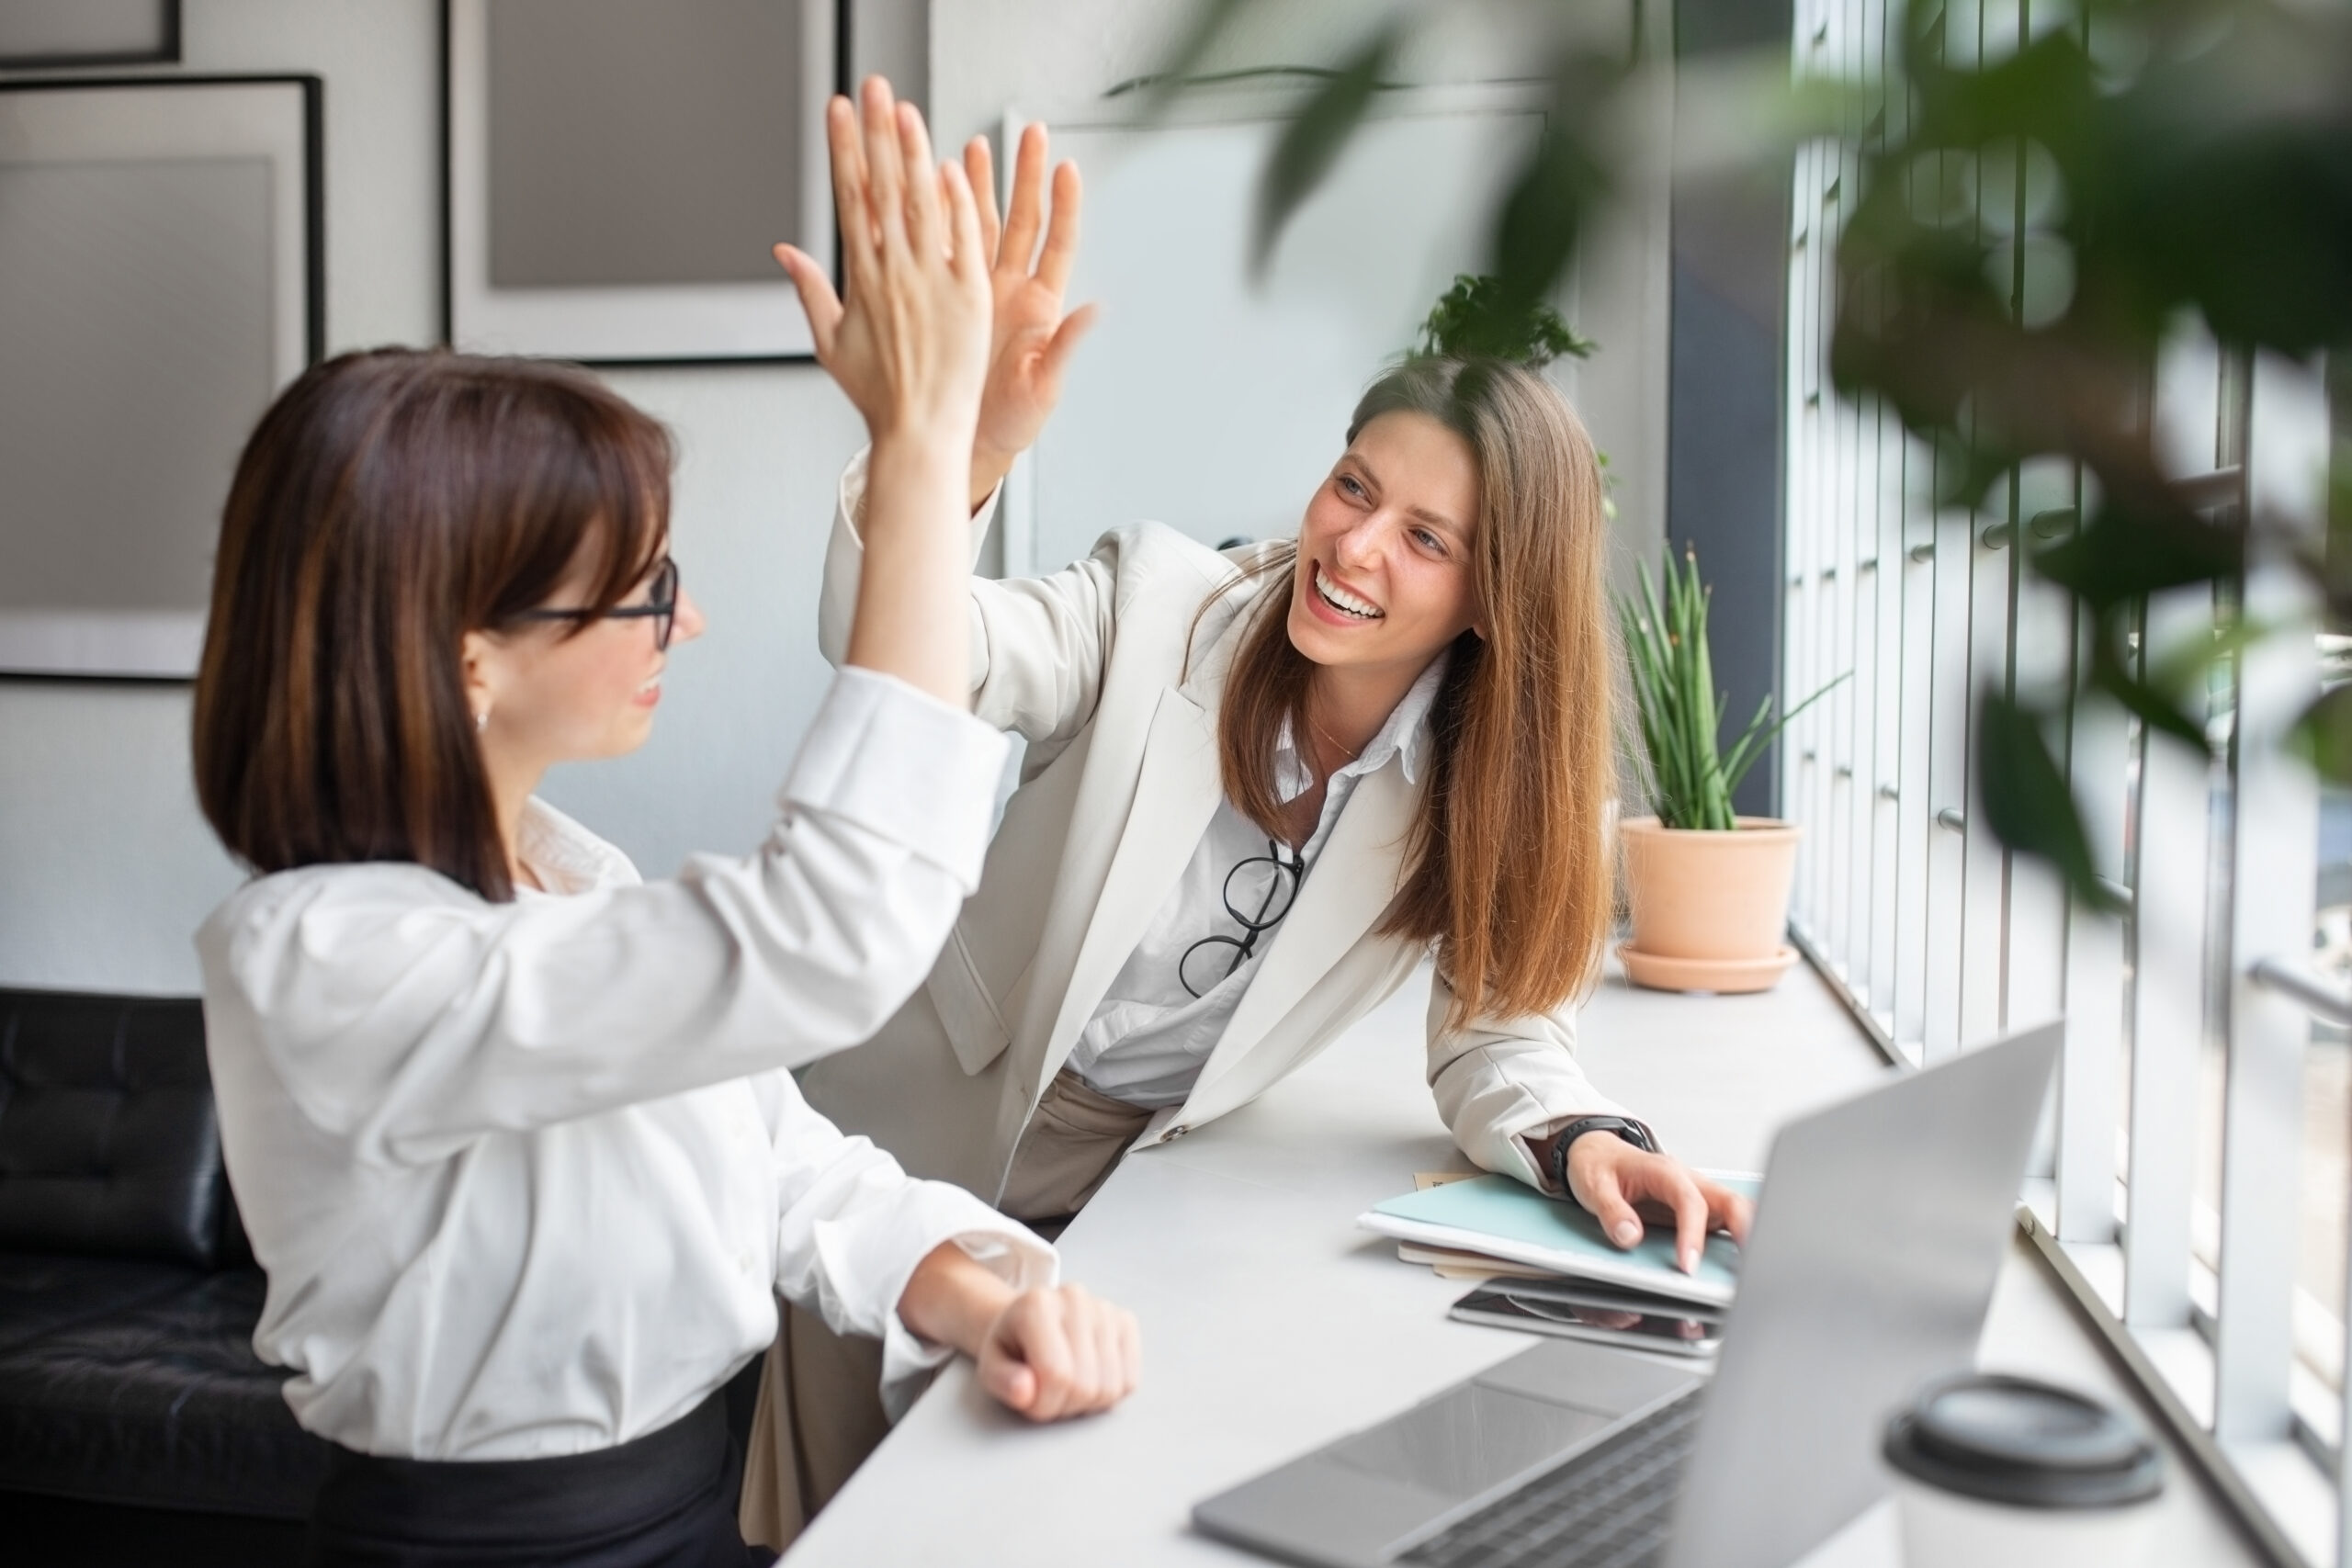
[474,708,488,734]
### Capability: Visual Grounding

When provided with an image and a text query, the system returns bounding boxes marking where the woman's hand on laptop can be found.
[898,1241,1140,1421]
[1565,1139,1754,1277]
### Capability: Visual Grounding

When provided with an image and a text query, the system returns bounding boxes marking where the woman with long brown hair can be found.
[192,83,1135,1567]
[749,129,1749,1541]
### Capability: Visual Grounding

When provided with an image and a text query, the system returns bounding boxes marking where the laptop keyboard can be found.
[1395,1388,1703,1568]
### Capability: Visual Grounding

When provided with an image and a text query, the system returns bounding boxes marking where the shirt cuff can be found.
[850,1182,1056,1422]
[875,1224,1057,1421]
[781,666,1010,890]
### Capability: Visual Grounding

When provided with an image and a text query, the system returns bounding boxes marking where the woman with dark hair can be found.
[192,83,1135,1567]
[746,130,1749,1538]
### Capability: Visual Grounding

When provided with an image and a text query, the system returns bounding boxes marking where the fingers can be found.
[895,99,944,260]
[860,78,910,262]
[774,244,843,359]
[1036,301,1100,384]
[1705,1181,1756,1248]
[981,1287,1137,1424]
[997,1293,1077,1422]
[978,1347,1037,1414]
[824,95,876,288]
[941,157,987,289]
[1666,1175,1713,1276]
[1035,158,1084,295]
[1579,1161,1646,1251]
[1094,1291,1138,1404]
[999,122,1049,273]
[966,135,1001,262]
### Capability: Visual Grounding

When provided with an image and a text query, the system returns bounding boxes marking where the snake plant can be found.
[1617,547,1844,832]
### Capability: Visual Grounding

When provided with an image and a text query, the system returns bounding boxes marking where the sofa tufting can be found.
[0,987,327,1564]
[0,985,769,1566]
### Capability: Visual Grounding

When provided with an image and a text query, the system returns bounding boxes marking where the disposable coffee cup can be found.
[1883,1372,2164,1567]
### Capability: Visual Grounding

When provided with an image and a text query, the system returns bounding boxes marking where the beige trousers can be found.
[739,1070,1154,1551]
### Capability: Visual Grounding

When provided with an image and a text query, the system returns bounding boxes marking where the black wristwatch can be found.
[1546,1115,1660,1193]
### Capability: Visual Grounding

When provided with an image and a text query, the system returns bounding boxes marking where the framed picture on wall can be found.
[445,0,841,363]
[0,76,323,681]
[0,0,180,71]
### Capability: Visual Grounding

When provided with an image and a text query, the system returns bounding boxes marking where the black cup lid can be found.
[1883,1373,2165,1509]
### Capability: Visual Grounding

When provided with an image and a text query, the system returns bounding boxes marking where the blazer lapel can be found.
[1189,757,1420,1099]
[1035,684,1223,1089]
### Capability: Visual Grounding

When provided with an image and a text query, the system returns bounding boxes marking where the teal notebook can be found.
[1360,1172,1761,1308]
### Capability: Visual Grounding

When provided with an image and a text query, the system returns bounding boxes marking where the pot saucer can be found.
[1616,942,1799,995]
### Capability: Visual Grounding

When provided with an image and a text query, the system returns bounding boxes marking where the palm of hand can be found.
[962,127,1094,484]
[977,271,1069,464]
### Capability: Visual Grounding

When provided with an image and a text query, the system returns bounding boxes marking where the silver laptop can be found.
[1193,1023,2062,1568]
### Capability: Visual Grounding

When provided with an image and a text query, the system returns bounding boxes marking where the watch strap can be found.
[1546,1114,1661,1193]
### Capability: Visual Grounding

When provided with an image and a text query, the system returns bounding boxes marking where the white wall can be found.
[0,0,1668,995]
[929,0,1673,595]
[0,1,887,992]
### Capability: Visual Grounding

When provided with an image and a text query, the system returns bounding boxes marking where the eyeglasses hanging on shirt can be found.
[1179,839,1306,998]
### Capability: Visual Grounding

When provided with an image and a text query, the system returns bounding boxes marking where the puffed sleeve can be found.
[200,667,1010,1166]
[756,1075,1055,1419]
[1424,966,1631,1191]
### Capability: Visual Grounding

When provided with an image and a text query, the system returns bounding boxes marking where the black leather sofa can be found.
[0,986,769,1564]
[0,987,327,1565]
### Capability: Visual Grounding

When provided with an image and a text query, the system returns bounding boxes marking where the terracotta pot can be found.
[1617,815,1801,993]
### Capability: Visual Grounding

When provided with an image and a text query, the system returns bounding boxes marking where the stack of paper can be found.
[1361,1171,1759,1308]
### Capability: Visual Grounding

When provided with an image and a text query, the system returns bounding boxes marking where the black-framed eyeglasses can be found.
[1179,839,1306,998]
[514,556,680,649]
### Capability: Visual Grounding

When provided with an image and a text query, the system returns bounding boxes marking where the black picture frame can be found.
[0,1,181,72]
[0,74,323,682]
[441,0,850,367]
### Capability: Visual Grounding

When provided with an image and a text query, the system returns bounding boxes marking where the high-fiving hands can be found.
[959,124,1098,511]
[775,79,990,451]
[777,78,990,708]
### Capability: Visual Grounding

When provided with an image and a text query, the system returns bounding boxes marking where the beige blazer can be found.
[799,453,1625,1205]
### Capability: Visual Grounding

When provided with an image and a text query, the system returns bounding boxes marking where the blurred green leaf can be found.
[2033,501,2241,615]
[2086,631,2211,750]
[1250,24,1403,276]
[1487,53,1620,321]
[2290,684,2352,784]
[1978,689,2125,913]
[1128,0,1254,117]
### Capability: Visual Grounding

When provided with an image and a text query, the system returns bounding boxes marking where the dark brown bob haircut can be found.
[193,348,673,903]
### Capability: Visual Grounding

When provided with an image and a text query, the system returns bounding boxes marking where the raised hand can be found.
[775,78,990,450]
[775,78,989,706]
[960,123,1099,510]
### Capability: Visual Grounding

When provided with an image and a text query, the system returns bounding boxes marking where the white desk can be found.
[785,961,2265,1566]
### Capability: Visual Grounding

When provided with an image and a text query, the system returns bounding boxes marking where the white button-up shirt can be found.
[198,669,1054,1460]
[1068,655,1448,1108]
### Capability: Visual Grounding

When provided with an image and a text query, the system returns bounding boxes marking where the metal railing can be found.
[1786,1,2340,1562]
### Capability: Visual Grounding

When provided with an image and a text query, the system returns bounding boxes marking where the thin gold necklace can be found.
[1306,707,1362,770]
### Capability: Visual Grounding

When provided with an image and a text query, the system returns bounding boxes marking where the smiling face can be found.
[1285,410,1483,680]
[464,548,707,772]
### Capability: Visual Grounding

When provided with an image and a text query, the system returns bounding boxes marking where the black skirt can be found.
[304,1389,768,1568]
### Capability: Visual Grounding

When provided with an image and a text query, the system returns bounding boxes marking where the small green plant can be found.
[1410,274,1614,517]
[1617,547,1845,831]
[1413,273,1595,368]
